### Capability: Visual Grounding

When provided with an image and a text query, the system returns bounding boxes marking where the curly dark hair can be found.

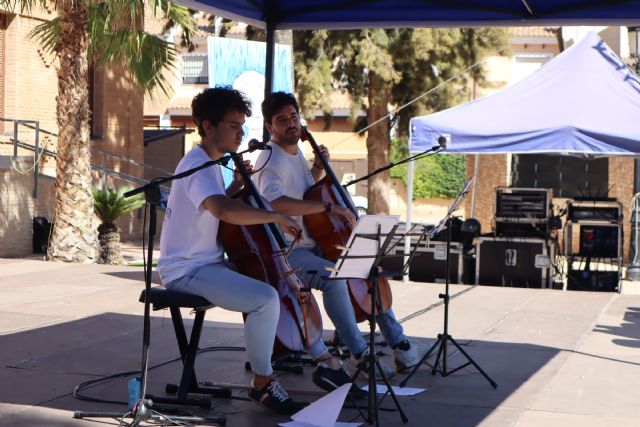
[261,92,299,124]
[191,86,252,137]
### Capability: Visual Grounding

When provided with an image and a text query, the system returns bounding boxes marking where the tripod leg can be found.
[448,336,497,388]
[431,334,445,375]
[368,353,378,426]
[375,360,408,423]
[399,335,442,387]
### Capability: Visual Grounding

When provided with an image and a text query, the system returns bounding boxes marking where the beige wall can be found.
[1,157,152,257]
[1,12,58,137]
[0,157,53,256]
[464,154,510,233]
[143,134,184,180]
[609,157,634,261]
[91,63,145,175]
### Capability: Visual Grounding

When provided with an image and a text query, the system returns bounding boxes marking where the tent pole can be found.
[263,20,276,142]
[404,158,415,283]
[470,154,480,217]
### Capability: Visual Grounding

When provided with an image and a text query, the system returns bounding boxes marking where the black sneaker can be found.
[313,364,368,399]
[248,379,306,416]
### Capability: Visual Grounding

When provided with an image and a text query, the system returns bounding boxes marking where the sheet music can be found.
[329,215,399,279]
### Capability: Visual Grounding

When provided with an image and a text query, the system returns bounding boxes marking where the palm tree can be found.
[93,187,145,264]
[0,0,194,262]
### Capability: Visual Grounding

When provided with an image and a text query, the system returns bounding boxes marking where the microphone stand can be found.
[343,145,444,189]
[73,150,247,426]
[400,178,497,391]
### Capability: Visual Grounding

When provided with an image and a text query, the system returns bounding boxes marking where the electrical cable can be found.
[73,346,246,405]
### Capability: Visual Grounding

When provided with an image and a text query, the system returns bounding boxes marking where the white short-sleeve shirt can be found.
[253,141,317,249]
[157,145,226,284]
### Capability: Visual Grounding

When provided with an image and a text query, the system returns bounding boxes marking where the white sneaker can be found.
[346,348,396,380]
[394,339,432,372]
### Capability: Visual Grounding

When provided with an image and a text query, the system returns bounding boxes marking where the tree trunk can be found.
[47,1,97,262]
[366,71,391,215]
[97,223,124,265]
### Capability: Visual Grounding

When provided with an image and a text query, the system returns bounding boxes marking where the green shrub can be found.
[391,138,466,199]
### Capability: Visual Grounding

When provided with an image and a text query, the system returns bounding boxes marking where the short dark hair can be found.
[261,92,299,124]
[191,86,252,137]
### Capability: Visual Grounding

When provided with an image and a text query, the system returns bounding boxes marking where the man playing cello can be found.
[254,92,429,378]
[157,87,357,415]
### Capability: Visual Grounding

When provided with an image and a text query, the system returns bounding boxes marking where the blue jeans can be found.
[164,262,329,376]
[288,247,407,356]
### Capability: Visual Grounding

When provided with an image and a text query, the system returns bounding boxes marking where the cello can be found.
[301,127,393,323]
[219,151,323,356]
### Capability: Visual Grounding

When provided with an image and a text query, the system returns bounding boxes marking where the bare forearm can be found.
[271,196,325,216]
[311,165,325,182]
[225,180,243,196]
[204,195,280,225]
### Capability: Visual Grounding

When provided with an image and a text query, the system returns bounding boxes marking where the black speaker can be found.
[476,237,551,288]
[567,268,618,292]
[33,217,51,254]
[408,242,463,284]
[381,242,463,283]
[495,221,548,238]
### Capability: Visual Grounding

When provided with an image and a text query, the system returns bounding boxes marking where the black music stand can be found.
[330,215,409,426]
[400,177,497,389]
[74,159,230,426]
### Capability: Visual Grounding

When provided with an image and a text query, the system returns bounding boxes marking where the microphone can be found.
[247,138,271,152]
[437,135,447,149]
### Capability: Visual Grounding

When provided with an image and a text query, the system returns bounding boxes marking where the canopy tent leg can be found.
[470,154,480,218]
[403,158,415,282]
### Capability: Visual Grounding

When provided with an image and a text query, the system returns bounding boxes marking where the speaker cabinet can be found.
[476,237,551,288]
[382,242,463,284]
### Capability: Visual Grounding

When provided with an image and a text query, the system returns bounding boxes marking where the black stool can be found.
[139,287,232,408]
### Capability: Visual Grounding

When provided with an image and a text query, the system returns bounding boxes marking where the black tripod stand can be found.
[74,158,230,426]
[400,215,497,389]
[336,219,409,426]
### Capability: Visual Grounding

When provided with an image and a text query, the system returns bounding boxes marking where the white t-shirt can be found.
[157,145,226,284]
[253,141,317,249]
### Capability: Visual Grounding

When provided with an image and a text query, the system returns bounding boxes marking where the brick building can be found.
[1,5,147,257]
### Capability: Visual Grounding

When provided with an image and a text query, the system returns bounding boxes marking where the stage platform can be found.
[1,250,639,426]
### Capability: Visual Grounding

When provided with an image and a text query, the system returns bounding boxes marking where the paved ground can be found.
[1,250,639,426]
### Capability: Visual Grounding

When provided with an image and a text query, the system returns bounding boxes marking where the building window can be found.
[182,54,208,84]
[511,53,553,84]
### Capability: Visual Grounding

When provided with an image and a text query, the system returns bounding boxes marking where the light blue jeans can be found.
[164,261,329,376]
[288,247,407,356]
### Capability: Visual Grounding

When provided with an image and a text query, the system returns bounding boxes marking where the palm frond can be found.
[93,187,145,225]
[94,28,178,95]
[0,0,48,15]
[24,0,196,96]
[29,18,61,54]
[149,0,196,34]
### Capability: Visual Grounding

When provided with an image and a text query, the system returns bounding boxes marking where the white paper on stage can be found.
[278,383,361,427]
[329,215,400,279]
[361,385,427,396]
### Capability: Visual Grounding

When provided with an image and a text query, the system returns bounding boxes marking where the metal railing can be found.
[2,117,172,198]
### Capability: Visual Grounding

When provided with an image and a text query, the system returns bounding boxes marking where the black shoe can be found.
[248,379,306,415]
[313,364,368,399]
